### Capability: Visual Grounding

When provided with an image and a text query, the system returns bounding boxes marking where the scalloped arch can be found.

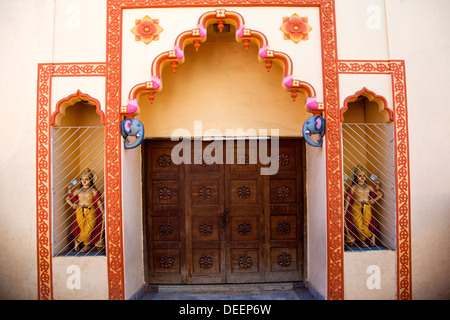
[51,90,105,126]
[341,87,393,123]
[127,9,316,108]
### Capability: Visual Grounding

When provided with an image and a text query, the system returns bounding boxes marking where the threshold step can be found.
[151,282,304,293]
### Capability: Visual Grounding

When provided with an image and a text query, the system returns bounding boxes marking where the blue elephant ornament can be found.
[302,115,326,147]
[121,118,144,149]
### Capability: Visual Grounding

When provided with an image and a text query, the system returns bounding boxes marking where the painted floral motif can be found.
[131,15,163,45]
[280,13,312,44]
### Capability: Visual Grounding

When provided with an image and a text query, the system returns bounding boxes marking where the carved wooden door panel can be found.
[144,141,187,284]
[186,141,226,283]
[144,139,303,284]
[225,141,266,282]
[264,139,304,282]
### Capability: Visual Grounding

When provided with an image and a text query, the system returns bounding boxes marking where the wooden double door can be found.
[143,139,304,284]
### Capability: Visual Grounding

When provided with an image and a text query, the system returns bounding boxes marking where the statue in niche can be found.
[344,165,383,247]
[66,168,104,253]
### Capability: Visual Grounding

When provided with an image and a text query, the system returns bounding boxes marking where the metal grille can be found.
[51,126,105,256]
[342,123,396,251]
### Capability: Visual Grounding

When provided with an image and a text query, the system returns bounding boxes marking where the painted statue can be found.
[66,168,104,253]
[344,165,383,247]
[302,115,325,147]
[121,118,144,149]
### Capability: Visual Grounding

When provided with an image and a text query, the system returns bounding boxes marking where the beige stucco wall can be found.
[0,0,449,300]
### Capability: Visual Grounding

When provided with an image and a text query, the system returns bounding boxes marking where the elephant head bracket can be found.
[302,115,325,147]
[121,118,144,149]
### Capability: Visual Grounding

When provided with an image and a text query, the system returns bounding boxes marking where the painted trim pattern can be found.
[36,63,106,300]
[338,60,412,300]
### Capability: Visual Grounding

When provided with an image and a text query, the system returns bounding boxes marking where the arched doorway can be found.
[134,16,312,285]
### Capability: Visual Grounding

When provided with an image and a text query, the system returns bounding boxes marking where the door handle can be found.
[220,208,230,228]
[225,208,229,224]
[220,212,225,228]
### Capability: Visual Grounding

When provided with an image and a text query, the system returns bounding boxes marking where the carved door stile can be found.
[188,141,226,283]
[145,140,187,284]
[266,140,304,282]
[225,141,266,283]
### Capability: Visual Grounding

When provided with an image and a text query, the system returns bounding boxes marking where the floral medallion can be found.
[131,15,163,45]
[280,13,311,44]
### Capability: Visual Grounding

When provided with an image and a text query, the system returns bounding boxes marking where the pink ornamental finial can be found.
[236,24,245,38]
[198,24,207,38]
[127,99,138,114]
[259,45,269,59]
[174,46,184,59]
[151,76,161,90]
[306,96,318,111]
[283,75,293,89]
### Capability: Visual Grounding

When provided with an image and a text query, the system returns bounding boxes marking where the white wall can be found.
[0,0,55,299]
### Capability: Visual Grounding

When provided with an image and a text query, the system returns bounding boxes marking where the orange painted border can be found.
[36,63,106,300]
[338,60,412,300]
[107,0,342,300]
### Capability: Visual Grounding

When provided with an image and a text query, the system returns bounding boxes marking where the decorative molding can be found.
[199,255,213,269]
[238,255,253,268]
[198,186,212,200]
[277,221,291,234]
[338,60,411,300]
[276,185,291,198]
[279,153,290,166]
[238,223,252,235]
[199,224,213,237]
[159,223,173,236]
[36,62,106,300]
[237,186,251,199]
[158,187,172,200]
[159,255,174,268]
[277,252,292,267]
[158,154,172,167]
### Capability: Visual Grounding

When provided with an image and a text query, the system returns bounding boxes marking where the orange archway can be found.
[124,9,317,114]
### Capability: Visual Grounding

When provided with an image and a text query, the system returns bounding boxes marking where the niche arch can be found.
[341,87,393,124]
[125,9,318,112]
[51,90,105,126]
